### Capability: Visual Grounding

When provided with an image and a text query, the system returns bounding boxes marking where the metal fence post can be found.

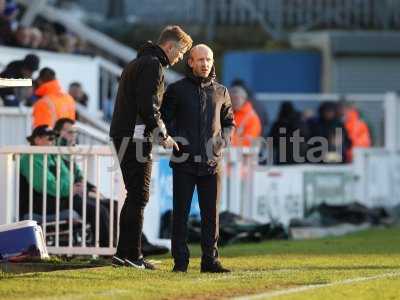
[384,92,400,150]
[0,154,14,224]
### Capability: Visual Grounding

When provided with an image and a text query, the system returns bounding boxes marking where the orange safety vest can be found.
[32,80,76,129]
[345,108,371,161]
[232,101,262,147]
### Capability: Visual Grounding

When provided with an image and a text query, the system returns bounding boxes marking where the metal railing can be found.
[0,145,254,255]
[0,145,123,255]
[1,143,400,255]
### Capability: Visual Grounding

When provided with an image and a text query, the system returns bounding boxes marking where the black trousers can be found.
[112,137,152,260]
[171,168,221,266]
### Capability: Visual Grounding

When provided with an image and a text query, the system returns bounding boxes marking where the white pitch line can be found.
[33,289,131,300]
[232,271,400,300]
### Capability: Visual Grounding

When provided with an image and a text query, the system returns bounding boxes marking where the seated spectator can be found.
[32,67,76,128]
[229,86,261,147]
[69,81,88,107]
[37,22,61,52]
[53,117,107,199]
[308,102,351,163]
[3,0,18,29]
[30,27,43,49]
[0,1,17,21]
[268,101,309,165]
[20,125,75,219]
[0,53,39,106]
[54,117,78,146]
[1,1,92,54]
[58,33,78,53]
[0,0,14,45]
[8,25,32,48]
[20,125,116,247]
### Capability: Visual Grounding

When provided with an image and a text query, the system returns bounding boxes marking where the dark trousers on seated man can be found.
[172,167,221,269]
[19,175,117,247]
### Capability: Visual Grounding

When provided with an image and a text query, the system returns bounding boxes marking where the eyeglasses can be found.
[41,136,55,141]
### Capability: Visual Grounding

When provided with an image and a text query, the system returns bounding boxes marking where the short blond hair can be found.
[158,25,193,50]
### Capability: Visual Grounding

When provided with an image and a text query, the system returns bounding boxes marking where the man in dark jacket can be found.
[268,101,310,165]
[109,25,192,269]
[161,44,235,273]
[0,54,39,106]
[308,102,351,163]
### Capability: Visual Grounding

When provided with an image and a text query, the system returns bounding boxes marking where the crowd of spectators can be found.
[0,0,90,54]
[0,54,91,134]
[229,80,372,164]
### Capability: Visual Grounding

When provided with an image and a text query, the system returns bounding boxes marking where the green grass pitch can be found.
[1,227,400,300]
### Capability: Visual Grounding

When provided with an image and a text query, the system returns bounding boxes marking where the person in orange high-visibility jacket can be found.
[344,106,371,161]
[229,86,261,147]
[32,68,76,129]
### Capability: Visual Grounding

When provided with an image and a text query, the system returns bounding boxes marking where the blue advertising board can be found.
[158,158,200,217]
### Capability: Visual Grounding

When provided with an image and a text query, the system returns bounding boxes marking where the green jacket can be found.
[56,138,84,183]
[20,154,73,198]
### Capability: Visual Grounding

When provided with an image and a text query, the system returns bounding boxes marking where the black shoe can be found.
[111,255,125,267]
[172,264,188,273]
[201,261,231,273]
[125,258,157,270]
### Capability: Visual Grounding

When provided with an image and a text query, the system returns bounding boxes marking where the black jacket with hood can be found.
[109,41,170,140]
[161,62,235,175]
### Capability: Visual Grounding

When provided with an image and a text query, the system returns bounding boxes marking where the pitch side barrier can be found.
[0,145,124,255]
[0,144,252,256]
[0,145,399,255]
[232,147,400,228]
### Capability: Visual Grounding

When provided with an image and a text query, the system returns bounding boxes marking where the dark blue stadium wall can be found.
[222,51,322,93]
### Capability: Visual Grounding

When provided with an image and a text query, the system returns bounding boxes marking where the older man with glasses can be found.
[19,124,116,247]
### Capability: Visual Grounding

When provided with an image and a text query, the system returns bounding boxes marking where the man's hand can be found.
[161,136,180,151]
[88,187,106,199]
[215,135,227,149]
